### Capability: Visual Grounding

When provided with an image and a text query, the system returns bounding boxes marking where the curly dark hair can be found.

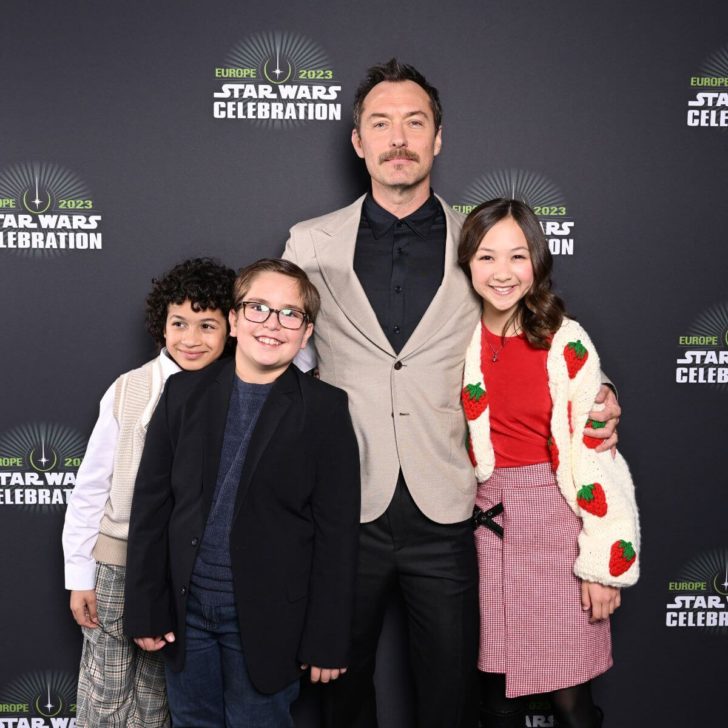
[145,257,237,349]
[457,199,567,349]
[353,58,443,131]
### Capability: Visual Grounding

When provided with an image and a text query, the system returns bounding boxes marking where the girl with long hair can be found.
[458,199,640,727]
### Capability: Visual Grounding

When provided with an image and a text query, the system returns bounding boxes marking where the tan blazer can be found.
[285,194,481,524]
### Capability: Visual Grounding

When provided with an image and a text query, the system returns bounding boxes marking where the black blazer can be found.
[124,359,360,694]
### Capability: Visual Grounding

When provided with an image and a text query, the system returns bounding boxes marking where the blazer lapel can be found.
[312,195,395,356]
[202,359,236,514]
[232,365,297,520]
[399,196,477,358]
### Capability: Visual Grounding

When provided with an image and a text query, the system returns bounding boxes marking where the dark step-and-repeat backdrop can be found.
[1,2,725,726]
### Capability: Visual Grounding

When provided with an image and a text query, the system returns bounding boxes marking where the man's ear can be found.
[351,128,365,159]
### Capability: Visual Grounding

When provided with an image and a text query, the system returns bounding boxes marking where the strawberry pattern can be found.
[462,382,488,421]
[564,340,589,378]
[462,317,640,587]
[609,540,636,577]
[576,483,607,517]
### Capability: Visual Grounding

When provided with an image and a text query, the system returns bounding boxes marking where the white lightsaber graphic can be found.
[39,437,49,466]
[44,683,54,712]
[33,176,41,209]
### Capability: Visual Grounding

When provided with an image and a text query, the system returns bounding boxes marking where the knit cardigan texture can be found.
[463,317,640,588]
[92,355,175,566]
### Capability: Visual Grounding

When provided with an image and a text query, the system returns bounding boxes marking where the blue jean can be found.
[165,592,299,727]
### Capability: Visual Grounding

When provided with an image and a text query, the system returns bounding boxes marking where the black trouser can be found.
[322,474,479,728]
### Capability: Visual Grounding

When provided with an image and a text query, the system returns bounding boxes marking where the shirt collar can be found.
[362,191,441,240]
[160,347,182,379]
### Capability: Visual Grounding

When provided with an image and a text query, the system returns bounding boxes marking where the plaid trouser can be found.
[76,562,170,727]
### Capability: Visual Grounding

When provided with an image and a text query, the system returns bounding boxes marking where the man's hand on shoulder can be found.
[584,384,621,454]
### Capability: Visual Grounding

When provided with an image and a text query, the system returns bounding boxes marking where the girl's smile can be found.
[468,216,534,332]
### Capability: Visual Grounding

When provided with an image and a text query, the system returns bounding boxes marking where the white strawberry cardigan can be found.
[463,317,640,588]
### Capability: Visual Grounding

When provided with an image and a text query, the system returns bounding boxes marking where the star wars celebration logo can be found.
[0,423,86,509]
[687,42,728,128]
[675,302,728,388]
[453,170,576,255]
[213,31,342,127]
[666,548,728,632]
[0,162,102,256]
[0,670,76,727]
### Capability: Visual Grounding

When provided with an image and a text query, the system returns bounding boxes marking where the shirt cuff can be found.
[65,562,97,591]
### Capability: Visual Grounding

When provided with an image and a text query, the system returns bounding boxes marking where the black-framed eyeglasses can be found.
[236,301,309,330]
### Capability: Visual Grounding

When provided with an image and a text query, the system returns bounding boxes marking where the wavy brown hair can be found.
[457,198,566,349]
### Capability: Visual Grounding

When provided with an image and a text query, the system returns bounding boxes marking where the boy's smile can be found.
[164,300,228,371]
[229,271,313,383]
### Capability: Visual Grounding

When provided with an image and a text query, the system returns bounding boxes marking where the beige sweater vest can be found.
[92,356,167,566]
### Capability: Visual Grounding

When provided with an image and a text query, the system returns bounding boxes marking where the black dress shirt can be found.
[353,192,446,353]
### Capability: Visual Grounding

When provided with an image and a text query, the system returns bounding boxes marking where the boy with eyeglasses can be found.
[124,258,360,728]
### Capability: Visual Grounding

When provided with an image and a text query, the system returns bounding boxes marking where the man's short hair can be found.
[232,258,321,322]
[353,58,443,131]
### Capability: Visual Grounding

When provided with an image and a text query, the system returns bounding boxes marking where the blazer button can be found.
[191,537,199,546]
[394,361,403,370]
[179,586,187,596]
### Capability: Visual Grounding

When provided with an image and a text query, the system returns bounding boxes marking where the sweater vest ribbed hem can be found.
[92,532,127,566]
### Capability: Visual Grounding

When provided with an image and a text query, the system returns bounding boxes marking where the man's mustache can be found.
[379,149,420,163]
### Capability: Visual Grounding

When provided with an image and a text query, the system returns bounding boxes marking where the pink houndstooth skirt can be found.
[475,462,612,698]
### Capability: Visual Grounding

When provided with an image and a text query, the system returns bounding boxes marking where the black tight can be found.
[549,682,602,728]
[479,672,602,727]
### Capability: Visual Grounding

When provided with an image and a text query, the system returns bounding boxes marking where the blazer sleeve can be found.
[297,388,361,667]
[560,323,641,588]
[123,383,177,638]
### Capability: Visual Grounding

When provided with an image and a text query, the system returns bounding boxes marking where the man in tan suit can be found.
[284,59,620,728]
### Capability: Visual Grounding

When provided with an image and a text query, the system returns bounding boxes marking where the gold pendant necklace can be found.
[486,339,504,363]
[484,324,522,363]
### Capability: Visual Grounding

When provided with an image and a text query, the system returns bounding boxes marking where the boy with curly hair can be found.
[62,258,236,728]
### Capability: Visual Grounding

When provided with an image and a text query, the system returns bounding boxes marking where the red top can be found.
[480,325,552,467]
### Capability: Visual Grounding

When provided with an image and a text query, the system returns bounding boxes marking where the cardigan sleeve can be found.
[552,320,641,588]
